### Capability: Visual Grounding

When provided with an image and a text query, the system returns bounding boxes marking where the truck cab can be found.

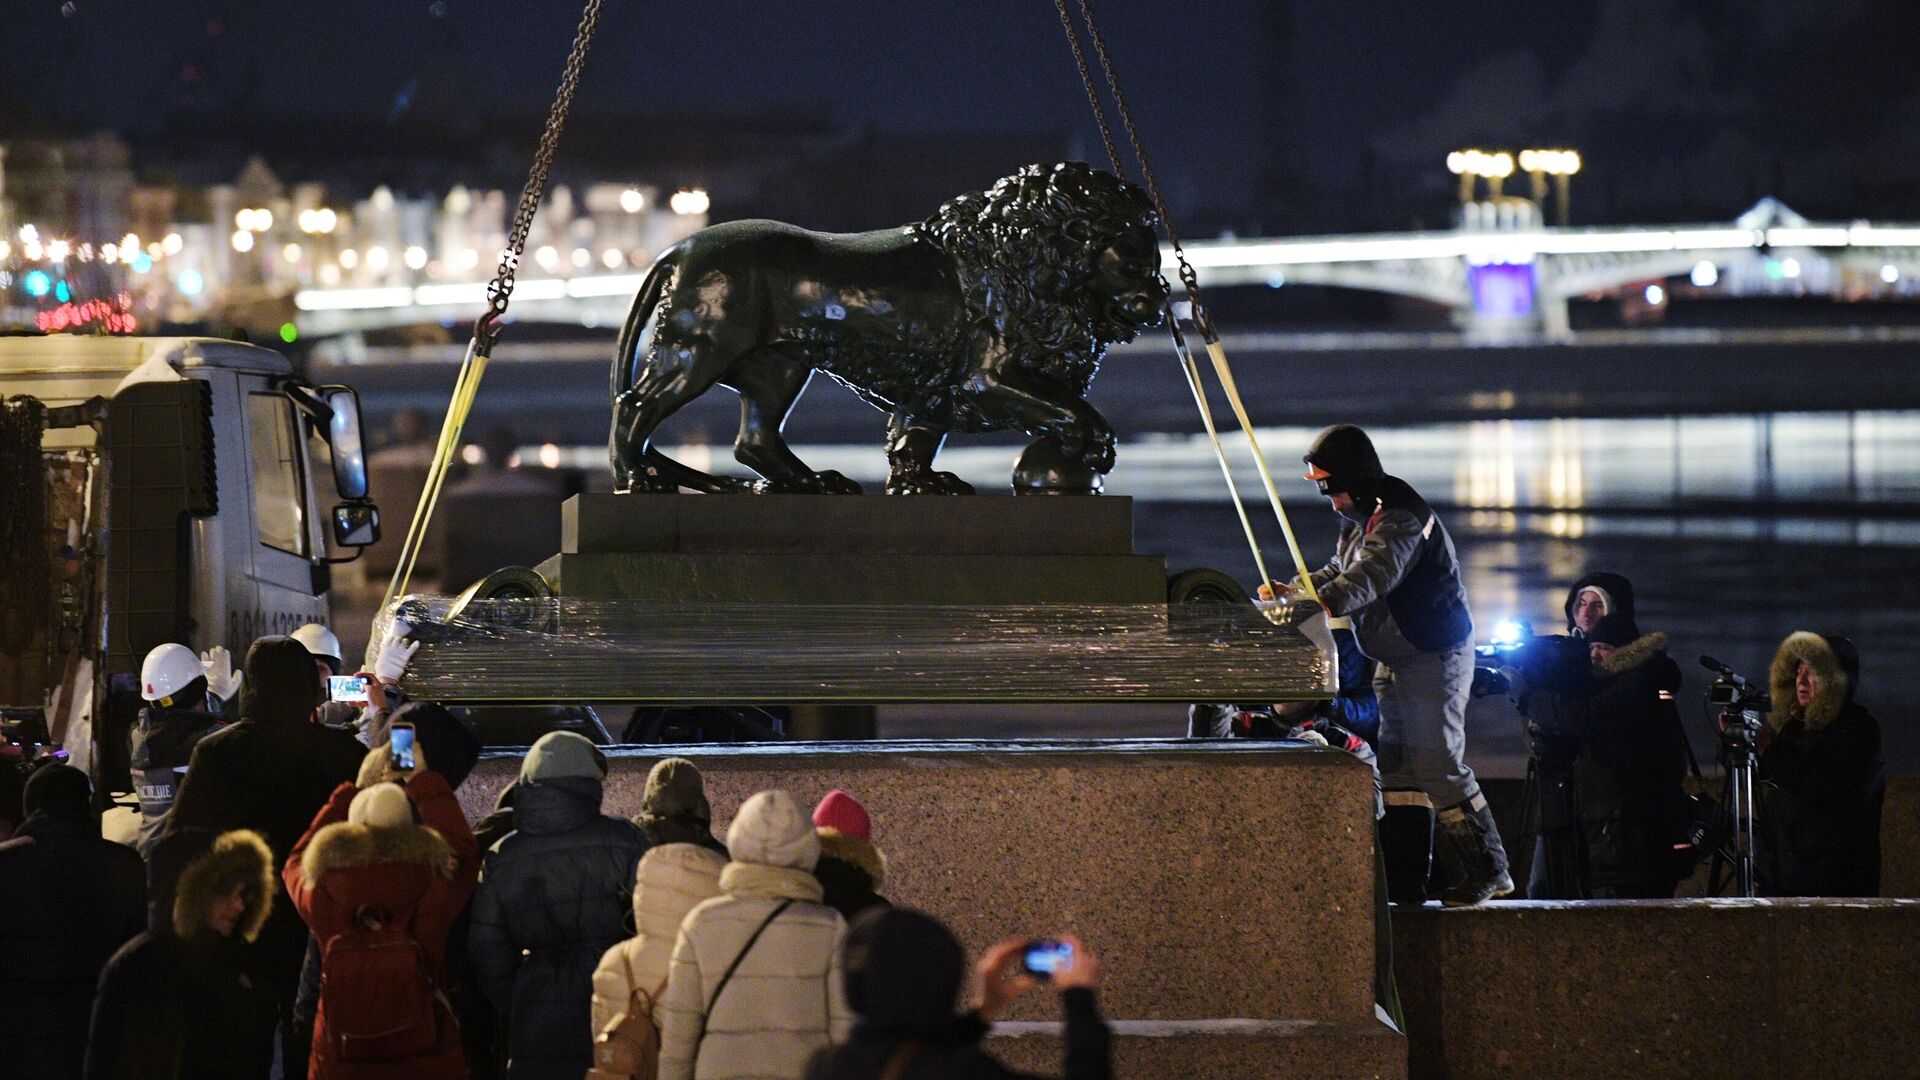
[0,335,378,792]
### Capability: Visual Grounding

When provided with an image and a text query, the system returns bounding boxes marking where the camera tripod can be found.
[1705,706,1763,898]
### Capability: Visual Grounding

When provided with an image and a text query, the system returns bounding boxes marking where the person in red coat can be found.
[284,743,480,1079]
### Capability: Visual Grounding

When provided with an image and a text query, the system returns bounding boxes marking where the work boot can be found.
[1434,794,1513,906]
[1380,790,1435,905]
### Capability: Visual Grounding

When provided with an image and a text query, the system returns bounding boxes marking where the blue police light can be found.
[177,269,205,296]
[53,280,71,303]
[23,269,52,298]
[131,252,154,274]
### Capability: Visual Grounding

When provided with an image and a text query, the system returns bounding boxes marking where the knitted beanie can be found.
[348,783,413,828]
[812,789,872,842]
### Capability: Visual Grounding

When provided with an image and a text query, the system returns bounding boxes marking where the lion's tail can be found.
[611,252,675,400]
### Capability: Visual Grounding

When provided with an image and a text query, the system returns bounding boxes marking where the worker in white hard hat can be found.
[130,643,240,853]
[292,621,421,743]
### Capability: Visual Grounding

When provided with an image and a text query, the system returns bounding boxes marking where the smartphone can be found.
[1020,939,1074,980]
[328,675,370,704]
[389,721,417,771]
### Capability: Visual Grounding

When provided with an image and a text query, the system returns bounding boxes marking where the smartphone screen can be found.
[389,723,416,770]
[1021,940,1074,979]
[328,675,370,704]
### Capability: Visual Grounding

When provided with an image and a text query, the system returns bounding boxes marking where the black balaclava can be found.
[240,636,324,725]
[842,907,967,1036]
[1303,424,1386,519]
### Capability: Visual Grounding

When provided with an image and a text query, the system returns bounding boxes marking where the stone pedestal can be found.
[459,740,1404,1077]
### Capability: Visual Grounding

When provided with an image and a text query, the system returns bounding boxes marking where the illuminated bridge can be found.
[293,199,1920,338]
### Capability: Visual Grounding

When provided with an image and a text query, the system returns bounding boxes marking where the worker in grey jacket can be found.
[1276,424,1511,905]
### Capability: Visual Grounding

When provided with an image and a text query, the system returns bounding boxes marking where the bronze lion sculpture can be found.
[609,161,1169,495]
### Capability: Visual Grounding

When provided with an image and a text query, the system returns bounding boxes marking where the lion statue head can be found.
[916,162,1169,400]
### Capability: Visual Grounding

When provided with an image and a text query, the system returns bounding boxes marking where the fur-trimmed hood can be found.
[1770,631,1857,732]
[1594,631,1670,677]
[174,829,276,942]
[817,828,887,887]
[299,819,455,884]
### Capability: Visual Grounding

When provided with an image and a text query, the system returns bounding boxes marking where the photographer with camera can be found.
[805,908,1109,1080]
[1510,614,1691,899]
[1274,424,1510,905]
[1757,632,1886,897]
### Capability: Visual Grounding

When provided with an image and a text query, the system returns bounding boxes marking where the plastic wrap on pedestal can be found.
[385,597,1333,704]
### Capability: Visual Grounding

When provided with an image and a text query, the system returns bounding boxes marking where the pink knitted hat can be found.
[812,789,871,841]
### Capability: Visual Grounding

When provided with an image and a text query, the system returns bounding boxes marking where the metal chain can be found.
[478,0,605,351]
[1050,0,1124,177]
[1068,0,1215,339]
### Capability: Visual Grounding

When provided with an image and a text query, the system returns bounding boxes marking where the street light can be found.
[1446,150,1514,202]
[669,188,710,216]
[619,187,646,213]
[1520,148,1581,226]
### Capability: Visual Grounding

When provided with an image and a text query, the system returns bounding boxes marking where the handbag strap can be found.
[695,899,794,1048]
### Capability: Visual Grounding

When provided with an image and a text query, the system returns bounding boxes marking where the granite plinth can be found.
[1393,899,1920,1080]
[1881,774,1919,897]
[458,740,1386,1030]
[988,1017,1405,1079]
[563,492,1136,556]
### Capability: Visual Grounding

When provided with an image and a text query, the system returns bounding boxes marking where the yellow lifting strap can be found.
[1200,335,1323,607]
[375,0,604,646]
[378,341,490,615]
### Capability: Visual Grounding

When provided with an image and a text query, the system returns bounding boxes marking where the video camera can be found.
[1700,655,1770,756]
[1470,619,1592,700]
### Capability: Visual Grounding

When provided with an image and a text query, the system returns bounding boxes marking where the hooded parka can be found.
[85,830,281,1080]
[1563,573,1637,637]
[658,790,853,1080]
[469,732,648,1080]
[285,770,480,1079]
[590,841,729,1034]
[1520,627,1692,898]
[1758,632,1886,897]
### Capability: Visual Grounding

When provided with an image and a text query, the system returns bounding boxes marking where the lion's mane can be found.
[915,162,1160,403]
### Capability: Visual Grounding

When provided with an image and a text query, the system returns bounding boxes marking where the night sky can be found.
[4,1,1915,228]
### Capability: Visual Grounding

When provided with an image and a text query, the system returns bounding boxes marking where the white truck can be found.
[0,335,379,795]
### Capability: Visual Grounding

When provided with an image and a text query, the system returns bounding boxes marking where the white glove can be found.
[371,636,421,686]
[200,646,244,701]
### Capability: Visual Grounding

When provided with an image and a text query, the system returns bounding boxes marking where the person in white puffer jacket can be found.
[590,842,728,1035]
[657,790,853,1080]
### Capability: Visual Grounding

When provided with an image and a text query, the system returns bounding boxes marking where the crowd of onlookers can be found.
[0,631,1109,1080]
[0,553,1892,1079]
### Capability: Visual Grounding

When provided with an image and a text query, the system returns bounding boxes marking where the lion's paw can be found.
[885,470,975,496]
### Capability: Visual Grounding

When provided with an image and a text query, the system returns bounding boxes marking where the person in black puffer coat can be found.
[162,635,368,1077]
[1758,631,1886,897]
[470,731,647,1080]
[0,764,147,1080]
[812,789,889,921]
[806,907,1110,1080]
[1517,614,1692,899]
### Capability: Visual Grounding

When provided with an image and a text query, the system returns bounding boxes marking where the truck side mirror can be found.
[321,386,369,500]
[332,502,381,547]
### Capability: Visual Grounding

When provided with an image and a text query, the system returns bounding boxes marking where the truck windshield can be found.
[246,392,309,557]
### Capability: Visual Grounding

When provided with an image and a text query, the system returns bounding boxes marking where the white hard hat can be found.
[141,643,207,705]
[290,623,343,669]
